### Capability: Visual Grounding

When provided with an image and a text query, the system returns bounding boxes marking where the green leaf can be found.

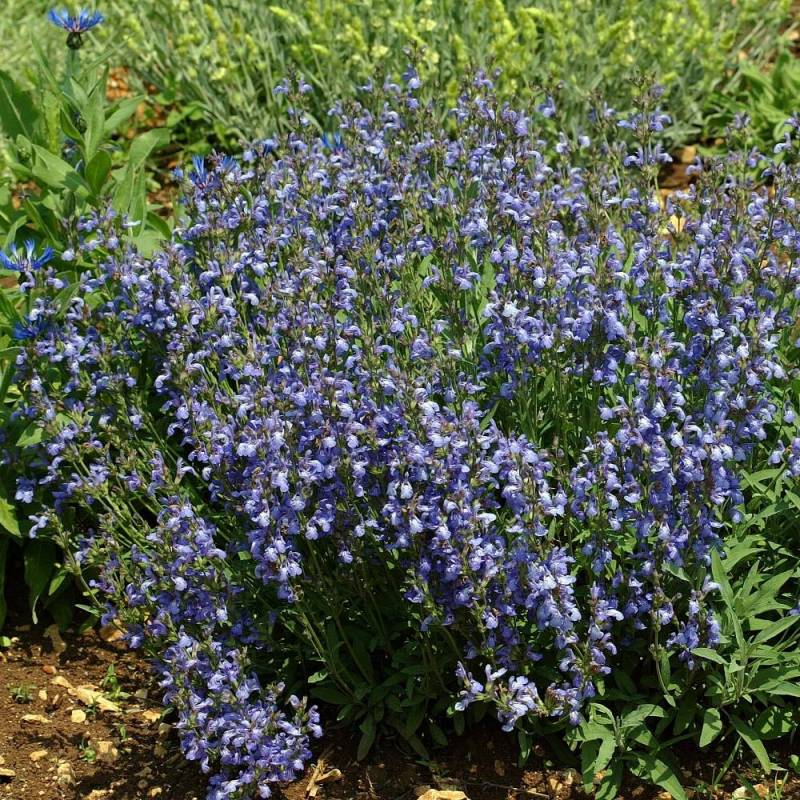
[110,128,170,218]
[44,591,74,629]
[581,735,616,791]
[754,680,800,699]
[85,150,113,196]
[699,708,723,747]
[24,539,57,624]
[613,668,638,696]
[730,716,772,773]
[311,686,351,705]
[0,289,21,327]
[84,83,106,163]
[711,549,735,610]
[581,740,601,792]
[48,568,69,597]
[673,693,696,735]
[711,549,744,647]
[0,70,38,142]
[102,96,143,136]
[595,762,623,800]
[0,492,20,538]
[752,707,797,740]
[692,647,727,665]
[753,615,800,643]
[632,753,688,800]
[127,127,170,172]
[145,210,172,240]
[429,722,448,747]
[31,145,90,199]
[59,109,84,143]
[357,714,376,760]
[404,700,426,739]
[623,703,666,729]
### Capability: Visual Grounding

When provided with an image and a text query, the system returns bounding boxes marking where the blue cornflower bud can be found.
[47,8,104,49]
[320,131,344,152]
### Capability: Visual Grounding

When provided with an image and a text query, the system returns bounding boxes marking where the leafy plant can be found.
[706,41,800,154]
[9,683,35,703]
[0,8,171,630]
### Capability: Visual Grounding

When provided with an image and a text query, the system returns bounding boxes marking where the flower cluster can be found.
[95,497,321,799]
[11,73,800,797]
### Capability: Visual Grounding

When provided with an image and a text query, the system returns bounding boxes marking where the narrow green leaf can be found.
[404,700,426,738]
[711,549,735,611]
[357,714,376,760]
[0,70,38,142]
[84,83,105,163]
[692,647,727,665]
[102,96,144,136]
[24,539,57,624]
[31,145,90,198]
[730,716,772,773]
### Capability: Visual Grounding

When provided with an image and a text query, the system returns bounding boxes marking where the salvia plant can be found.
[6,71,800,799]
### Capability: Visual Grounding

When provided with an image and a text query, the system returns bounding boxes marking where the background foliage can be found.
[113,0,792,144]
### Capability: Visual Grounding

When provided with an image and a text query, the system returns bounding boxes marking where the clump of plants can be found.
[9,72,800,799]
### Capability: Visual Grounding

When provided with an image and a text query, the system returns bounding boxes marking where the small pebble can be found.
[56,761,75,787]
[95,741,119,764]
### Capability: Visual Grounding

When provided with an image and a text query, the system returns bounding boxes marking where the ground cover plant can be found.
[100,0,793,146]
[5,58,800,800]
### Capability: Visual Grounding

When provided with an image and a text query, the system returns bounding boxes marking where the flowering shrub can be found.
[110,0,791,143]
[10,74,800,797]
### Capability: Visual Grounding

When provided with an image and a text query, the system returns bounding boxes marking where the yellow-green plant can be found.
[109,0,791,144]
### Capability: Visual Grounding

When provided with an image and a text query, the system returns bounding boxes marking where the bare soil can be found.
[0,620,206,800]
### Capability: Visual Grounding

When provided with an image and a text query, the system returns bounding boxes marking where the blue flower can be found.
[47,8,104,32]
[0,240,54,272]
[320,132,344,152]
[47,8,103,48]
[12,315,48,341]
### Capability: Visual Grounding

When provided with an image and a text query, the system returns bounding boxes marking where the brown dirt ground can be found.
[0,620,206,800]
